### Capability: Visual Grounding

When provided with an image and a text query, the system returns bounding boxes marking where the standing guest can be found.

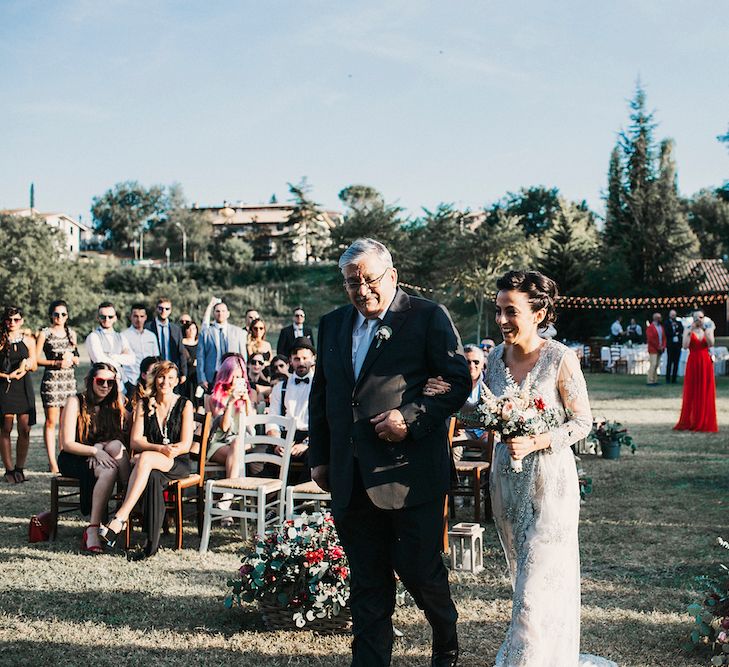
[58,362,130,553]
[200,296,221,331]
[247,318,273,366]
[0,306,38,484]
[277,307,313,357]
[646,312,666,386]
[180,320,200,402]
[197,301,247,391]
[85,302,134,382]
[267,337,316,482]
[100,361,193,560]
[145,297,187,384]
[245,308,260,331]
[665,309,684,384]
[610,315,624,342]
[178,313,192,327]
[121,304,160,396]
[309,239,470,667]
[626,318,643,343]
[207,355,254,479]
[675,311,718,432]
[36,300,80,474]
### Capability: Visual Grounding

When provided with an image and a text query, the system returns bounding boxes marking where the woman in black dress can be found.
[0,306,37,484]
[100,360,193,559]
[58,362,129,553]
[180,320,199,403]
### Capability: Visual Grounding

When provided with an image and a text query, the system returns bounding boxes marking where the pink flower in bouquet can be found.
[534,397,546,411]
[501,400,515,420]
[305,548,326,564]
[328,545,345,560]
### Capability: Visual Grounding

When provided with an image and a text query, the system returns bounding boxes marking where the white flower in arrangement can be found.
[375,325,393,348]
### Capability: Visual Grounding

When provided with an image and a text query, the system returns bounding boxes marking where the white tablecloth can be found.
[600,345,728,377]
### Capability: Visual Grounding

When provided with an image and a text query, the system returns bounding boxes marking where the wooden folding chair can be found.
[449,420,494,524]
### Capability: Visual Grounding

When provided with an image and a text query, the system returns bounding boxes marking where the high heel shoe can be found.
[99,516,127,549]
[81,524,104,555]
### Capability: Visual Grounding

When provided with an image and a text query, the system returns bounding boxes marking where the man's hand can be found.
[199,381,209,392]
[274,443,308,457]
[311,464,330,491]
[371,409,408,442]
[423,375,451,397]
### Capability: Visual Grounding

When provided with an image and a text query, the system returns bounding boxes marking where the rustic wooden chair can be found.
[124,410,212,550]
[448,418,494,524]
[49,476,123,541]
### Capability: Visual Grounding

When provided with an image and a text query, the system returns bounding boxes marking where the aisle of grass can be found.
[0,373,726,666]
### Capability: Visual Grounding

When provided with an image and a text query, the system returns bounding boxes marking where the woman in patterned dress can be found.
[36,300,80,474]
[0,306,37,484]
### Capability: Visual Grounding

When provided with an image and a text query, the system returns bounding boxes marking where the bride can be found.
[430,269,616,666]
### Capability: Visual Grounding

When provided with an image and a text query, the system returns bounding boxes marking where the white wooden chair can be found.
[285,480,331,519]
[198,413,295,553]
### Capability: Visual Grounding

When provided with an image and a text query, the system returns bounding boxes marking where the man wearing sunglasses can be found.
[197,301,247,391]
[276,307,313,358]
[145,297,187,386]
[85,303,134,386]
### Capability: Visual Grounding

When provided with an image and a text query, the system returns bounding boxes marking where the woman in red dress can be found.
[674,311,718,432]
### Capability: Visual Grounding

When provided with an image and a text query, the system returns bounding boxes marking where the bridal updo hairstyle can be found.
[495,270,558,331]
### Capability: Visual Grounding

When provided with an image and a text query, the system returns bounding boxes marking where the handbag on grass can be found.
[28,511,51,542]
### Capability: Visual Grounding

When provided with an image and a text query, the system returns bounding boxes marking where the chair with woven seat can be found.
[449,419,494,524]
[124,410,212,550]
[610,344,628,374]
[198,413,295,553]
[285,479,331,519]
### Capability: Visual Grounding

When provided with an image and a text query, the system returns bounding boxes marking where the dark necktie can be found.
[294,377,310,385]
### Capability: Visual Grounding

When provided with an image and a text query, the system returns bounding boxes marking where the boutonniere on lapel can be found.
[375,325,392,348]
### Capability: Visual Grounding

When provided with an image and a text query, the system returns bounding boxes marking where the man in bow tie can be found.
[268,337,316,481]
[309,238,470,667]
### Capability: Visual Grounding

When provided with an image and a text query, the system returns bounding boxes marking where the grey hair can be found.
[338,238,393,271]
[463,344,485,358]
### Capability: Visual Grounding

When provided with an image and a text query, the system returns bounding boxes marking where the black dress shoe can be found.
[431,648,458,667]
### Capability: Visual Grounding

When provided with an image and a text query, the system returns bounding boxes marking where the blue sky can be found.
[1,1,727,222]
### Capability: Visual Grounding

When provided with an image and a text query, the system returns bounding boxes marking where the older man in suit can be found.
[197,301,247,390]
[309,238,470,667]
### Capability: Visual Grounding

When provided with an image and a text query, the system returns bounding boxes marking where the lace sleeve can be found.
[549,349,592,452]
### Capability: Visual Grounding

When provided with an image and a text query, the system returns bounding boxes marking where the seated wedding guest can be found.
[86,302,134,384]
[247,318,273,366]
[267,337,315,483]
[0,306,37,484]
[480,338,495,352]
[58,362,130,554]
[121,303,160,396]
[180,320,199,403]
[266,354,290,380]
[178,313,192,327]
[129,356,161,413]
[247,353,271,403]
[145,297,187,384]
[100,361,193,560]
[36,299,80,475]
[276,307,313,358]
[207,355,254,479]
[198,301,247,391]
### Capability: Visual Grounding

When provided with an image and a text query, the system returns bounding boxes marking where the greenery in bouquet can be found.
[226,512,350,627]
[685,537,729,663]
[588,418,636,454]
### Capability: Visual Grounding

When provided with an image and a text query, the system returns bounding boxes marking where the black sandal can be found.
[99,517,127,549]
[13,468,25,483]
[3,469,16,484]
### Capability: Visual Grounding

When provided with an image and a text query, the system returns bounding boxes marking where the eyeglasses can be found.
[273,362,287,369]
[294,313,305,318]
[52,312,68,318]
[467,359,483,366]
[343,268,390,291]
[249,360,264,366]
[481,344,494,350]
[99,314,116,320]
[252,326,265,331]
[7,316,23,323]
[94,378,115,387]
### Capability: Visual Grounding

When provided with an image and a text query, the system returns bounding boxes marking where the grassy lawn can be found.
[1,372,727,666]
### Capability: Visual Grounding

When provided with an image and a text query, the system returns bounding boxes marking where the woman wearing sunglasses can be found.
[100,360,193,560]
[246,318,272,367]
[36,300,80,474]
[0,306,37,484]
[58,362,130,553]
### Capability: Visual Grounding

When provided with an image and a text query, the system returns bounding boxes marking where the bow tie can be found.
[294,377,310,385]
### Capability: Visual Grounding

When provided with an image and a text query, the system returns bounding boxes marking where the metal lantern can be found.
[448,522,484,573]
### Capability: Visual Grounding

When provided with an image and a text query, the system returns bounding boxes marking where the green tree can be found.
[330,185,406,262]
[210,235,254,286]
[148,207,213,264]
[286,179,330,263]
[538,200,599,295]
[91,181,182,253]
[686,188,729,257]
[484,186,561,237]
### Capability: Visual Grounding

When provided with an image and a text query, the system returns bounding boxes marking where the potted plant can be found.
[225,512,350,632]
[588,419,636,460]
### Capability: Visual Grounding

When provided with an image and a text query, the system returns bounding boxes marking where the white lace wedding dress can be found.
[485,340,617,667]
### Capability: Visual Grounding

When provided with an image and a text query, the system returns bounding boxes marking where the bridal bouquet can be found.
[462,374,560,472]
